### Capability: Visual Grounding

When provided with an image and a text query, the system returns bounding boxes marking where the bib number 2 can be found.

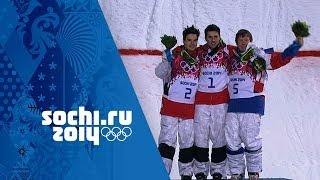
[185,88,191,99]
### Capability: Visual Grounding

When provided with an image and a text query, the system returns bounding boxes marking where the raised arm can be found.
[155,50,172,83]
[268,37,304,70]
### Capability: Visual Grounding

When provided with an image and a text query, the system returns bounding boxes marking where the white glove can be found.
[246,43,259,51]
[247,43,271,66]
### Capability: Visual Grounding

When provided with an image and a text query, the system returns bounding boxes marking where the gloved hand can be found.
[246,43,270,62]
[252,57,266,72]
[296,36,304,46]
[246,43,259,52]
[247,43,261,56]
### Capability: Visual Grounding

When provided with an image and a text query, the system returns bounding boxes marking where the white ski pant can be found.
[193,104,227,177]
[225,112,262,175]
[158,115,194,176]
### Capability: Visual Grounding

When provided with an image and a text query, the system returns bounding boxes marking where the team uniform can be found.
[193,44,229,178]
[225,41,302,176]
[155,46,199,177]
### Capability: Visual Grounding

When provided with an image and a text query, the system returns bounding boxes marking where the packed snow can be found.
[99,0,320,179]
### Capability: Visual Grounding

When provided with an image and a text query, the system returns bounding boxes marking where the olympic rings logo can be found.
[202,51,224,63]
[100,127,132,141]
[180,61,198,73]
[231,58,246,70]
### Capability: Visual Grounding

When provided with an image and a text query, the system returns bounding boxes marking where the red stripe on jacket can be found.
[160,97,195,119]
[195,88,229,105]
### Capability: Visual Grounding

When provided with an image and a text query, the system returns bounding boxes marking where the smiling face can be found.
[205,31,220,49]
[235,29,253,52]
[237,35,252,52]
[183,34,198,51]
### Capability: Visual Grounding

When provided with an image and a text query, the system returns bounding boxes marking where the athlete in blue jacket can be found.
[226,29,304,180]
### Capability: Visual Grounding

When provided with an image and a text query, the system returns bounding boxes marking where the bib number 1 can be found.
[208,77,215,88]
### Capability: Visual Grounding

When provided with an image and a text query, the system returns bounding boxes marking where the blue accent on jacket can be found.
[228,96,265,115]
[281,41,302,60]
[165,49,173,63]
[263,48,274,53]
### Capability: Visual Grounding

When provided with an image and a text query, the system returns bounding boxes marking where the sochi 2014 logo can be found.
[42,106,132,145]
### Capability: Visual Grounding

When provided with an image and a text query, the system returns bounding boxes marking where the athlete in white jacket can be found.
[193,24,230,180]
[155,26,200,180]
[226,29,304,180]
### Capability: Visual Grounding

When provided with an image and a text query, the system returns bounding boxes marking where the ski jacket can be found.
[227,41,302,115]
[155,45,200,119]
[195,44,230,105]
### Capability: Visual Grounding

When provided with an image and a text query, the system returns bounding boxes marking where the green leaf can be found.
[161,35,177,49]
[291,20,310,37]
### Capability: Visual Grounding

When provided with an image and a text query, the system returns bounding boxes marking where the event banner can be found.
[0,0,168,179]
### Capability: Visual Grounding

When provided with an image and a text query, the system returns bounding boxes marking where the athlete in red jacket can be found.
[155,25,200,180]
[193,24,230,180]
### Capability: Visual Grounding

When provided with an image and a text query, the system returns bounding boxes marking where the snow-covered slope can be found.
[122,56,320,179]
[99,0,320,179]
[99,0,320,51]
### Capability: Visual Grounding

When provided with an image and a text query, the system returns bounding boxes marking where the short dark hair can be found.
[183,25,200,40]
[205,24,220,38]
[235,29,253,44]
